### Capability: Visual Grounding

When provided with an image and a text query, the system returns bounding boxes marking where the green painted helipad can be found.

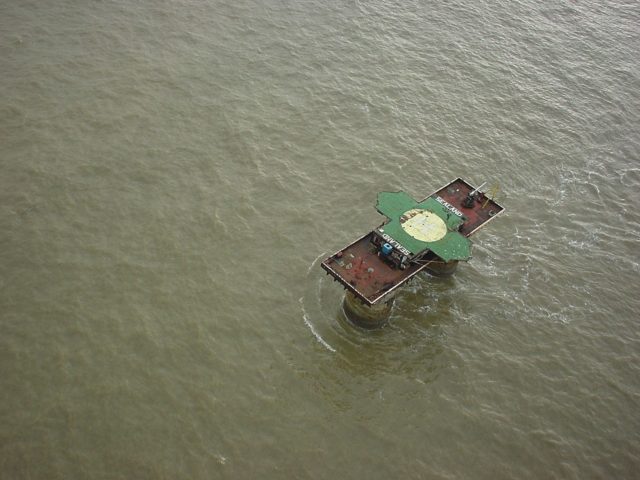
[375,191,472,262]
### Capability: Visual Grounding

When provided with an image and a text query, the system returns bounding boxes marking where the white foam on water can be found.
[300,298,336,353]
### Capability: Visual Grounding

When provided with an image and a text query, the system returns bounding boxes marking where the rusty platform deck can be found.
[321,178,504,305]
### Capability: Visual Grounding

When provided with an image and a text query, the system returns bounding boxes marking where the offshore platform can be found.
[321,178,504,326]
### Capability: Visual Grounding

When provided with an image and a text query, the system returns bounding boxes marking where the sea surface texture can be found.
[2,1,639,478]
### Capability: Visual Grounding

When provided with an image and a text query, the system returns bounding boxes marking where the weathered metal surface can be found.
[322,232,437,305]
[321,178,504,305]
[435,178,503,236]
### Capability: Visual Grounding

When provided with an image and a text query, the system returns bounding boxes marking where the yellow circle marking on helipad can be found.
[400,209,447,242]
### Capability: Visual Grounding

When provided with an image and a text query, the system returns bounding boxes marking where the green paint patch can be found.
[376,192,472,261]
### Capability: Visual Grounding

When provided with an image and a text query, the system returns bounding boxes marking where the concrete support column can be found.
[425,260,459,277]
[342,291,394,329]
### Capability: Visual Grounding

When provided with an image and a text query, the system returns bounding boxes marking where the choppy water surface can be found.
[2,1,639,478]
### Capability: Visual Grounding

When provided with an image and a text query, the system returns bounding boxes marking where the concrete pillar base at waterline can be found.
[425,260,459,277]
[342,292,394,328]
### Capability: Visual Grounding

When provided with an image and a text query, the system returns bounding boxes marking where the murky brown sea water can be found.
[2,1,639,478]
